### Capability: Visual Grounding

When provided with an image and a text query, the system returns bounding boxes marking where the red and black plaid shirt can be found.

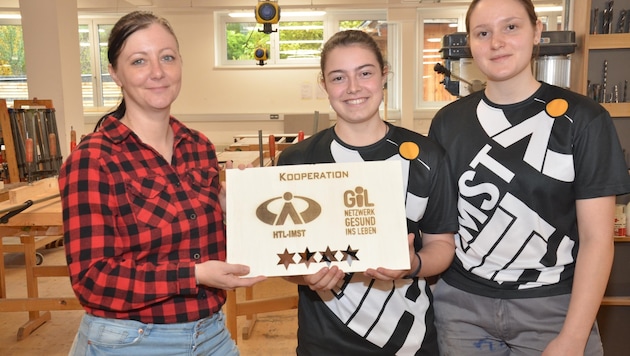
[59,116,226,324]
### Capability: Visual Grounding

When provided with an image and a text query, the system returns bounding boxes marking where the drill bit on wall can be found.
[591,8,599,34]
[602,60,608,103]
[602,1,614,34]
[617,9,627,33]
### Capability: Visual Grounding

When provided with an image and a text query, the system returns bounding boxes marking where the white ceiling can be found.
[0,0,565,13]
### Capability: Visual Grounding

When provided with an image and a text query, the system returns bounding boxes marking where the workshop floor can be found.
[0,246,298,356]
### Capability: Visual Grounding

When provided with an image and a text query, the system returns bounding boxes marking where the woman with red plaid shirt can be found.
[59,11,265,355]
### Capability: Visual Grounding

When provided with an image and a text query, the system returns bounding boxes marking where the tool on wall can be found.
[258,130,264,167]
[269,134,276,166]
[603,59,608,103]
[433,62,485,98]
[616,9,628,33]
[70,126,76,151]
[591,7,599,34]
[602,1,614,34]
[591,2,630,34]
[7,107,62,182]
[587,59,628,103]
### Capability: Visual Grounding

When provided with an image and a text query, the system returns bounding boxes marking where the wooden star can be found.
[277,248,296,269]
[298,247,317,268]
[319,246,338,265]
[341,245,359,266]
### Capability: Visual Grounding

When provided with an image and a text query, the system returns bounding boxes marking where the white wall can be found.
[81,8,419,148]
[168,12,332,116]
[7,0,569,150]
[83,9,344,148]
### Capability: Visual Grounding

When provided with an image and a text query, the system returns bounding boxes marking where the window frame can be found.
[416,7,467,111]
[78,17,119,110]
[215,10,398,111]
[0,18,28,107]
[329,10,397,112]
[216,12,326,68]
[216,10,391,68]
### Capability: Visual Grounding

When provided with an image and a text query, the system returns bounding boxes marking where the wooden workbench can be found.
[0,167,298,343]
[0,178,81,341]
[216,150,298,343]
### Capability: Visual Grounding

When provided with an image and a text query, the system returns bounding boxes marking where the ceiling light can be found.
[535,6,563,12]
[229,11,325,19]
[0,14,21,19]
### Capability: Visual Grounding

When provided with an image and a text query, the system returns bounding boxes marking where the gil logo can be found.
[256,192,321,225]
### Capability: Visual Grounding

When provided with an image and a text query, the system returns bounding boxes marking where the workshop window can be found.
[219,12,325,67]
[79,21,117,109]
[277,21,324,60]
[218,11,388,68]
[0,23,28,107]
[336,17,396,112]
[217,10,396,110]
[417,8,466,110]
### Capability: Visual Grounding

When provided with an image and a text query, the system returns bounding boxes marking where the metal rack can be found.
[0,98,62,184]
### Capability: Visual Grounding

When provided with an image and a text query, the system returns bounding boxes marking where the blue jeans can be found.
[69,312,239,356]
[433,279,603,356]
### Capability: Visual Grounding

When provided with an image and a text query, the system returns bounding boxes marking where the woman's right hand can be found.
[195,260,266,290]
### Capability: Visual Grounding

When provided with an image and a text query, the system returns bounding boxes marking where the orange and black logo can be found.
[256,192,321,225]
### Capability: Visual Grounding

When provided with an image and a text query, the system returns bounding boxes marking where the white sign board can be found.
[226,160,410,277]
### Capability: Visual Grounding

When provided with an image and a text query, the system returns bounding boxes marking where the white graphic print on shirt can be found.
[320,139,431,354]
[456,99,575,289]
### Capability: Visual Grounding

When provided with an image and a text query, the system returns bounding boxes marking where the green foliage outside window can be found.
[339,20,365,30]
[98,25,112,75]
[226,22,269,60]
[0,25,25,76]
[278,21,323,59]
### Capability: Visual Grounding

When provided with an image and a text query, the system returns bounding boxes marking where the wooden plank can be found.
[1,235,61,253]
[586,33,630,50]
[0,236,5,298]
[17,312,51,341]
[236,295,299,316]
[13,99,54,109]
[0,99,20,183]
[241,286,257,340]
[0,299,81,312]
[224,290,237,342]
[0,197,62,227]
[601,296,630,306]
[602,103,630,119]
[9,177,59,204]
[33,265,69,278]
[22,235,41,322]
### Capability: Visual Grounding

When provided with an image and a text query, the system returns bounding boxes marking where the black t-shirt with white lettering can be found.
[429,82,630,299]
[278,123,458,355]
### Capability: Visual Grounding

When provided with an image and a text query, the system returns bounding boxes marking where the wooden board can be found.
[13,98,54,109]
[0,99,20,183]
[9,177,59,205]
